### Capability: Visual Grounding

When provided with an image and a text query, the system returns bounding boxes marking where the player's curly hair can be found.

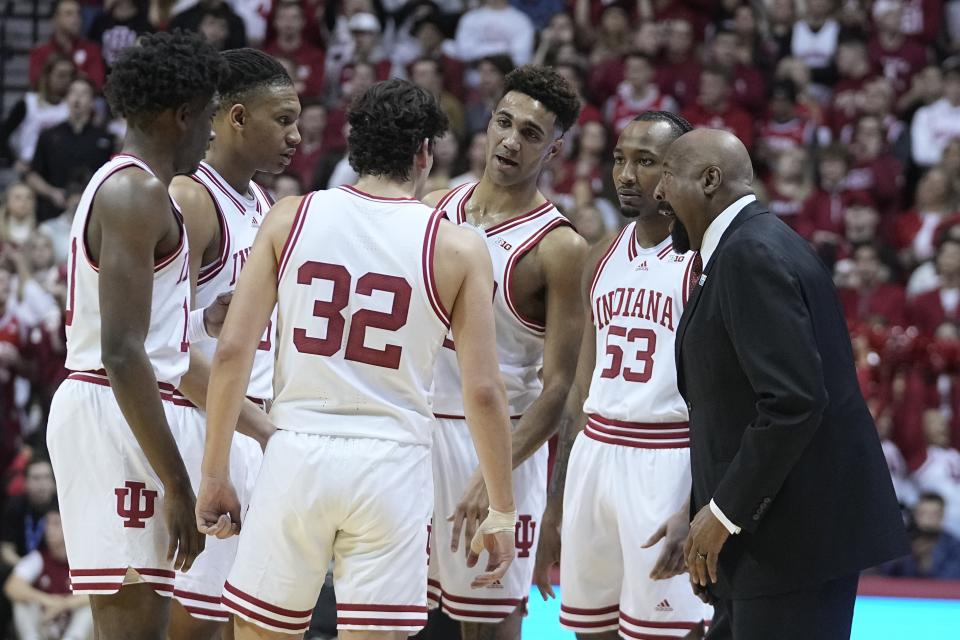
[500,65,581,134]
[347,79,449,182]
[633,111,694,138]
[219,48,293,108]
[105,31,227,127]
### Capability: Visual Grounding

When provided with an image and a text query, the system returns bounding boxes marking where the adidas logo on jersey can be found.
[637,260,648,271]
[655,599,673,612]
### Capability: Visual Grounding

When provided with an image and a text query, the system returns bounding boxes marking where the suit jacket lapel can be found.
[675,202,768,392]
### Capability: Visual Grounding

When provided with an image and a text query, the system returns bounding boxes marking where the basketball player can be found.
[423,65,587,640]
[164,48,301,639]
[194,79,517,640]
[532,112,712,640]
[45,33,226,640]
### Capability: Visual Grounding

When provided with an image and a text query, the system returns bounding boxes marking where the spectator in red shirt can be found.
[909,238,960,336]
[839,77,906,151]
[28,0,103,91]
[286,101,326,193]
[846,114,905,219]
[554,62,603,129]
[322,60,378,153]
[404,15,466,101]
[709,25,767,114]
[804,144,856,244]
[764,146,816,237]
[263,0,325,98]
[827,39,874,136]
[682,65,755,151]
[655,17,701,109]
[869,0,931,96]
[603,52,676,137]
[0,269,24,481]
[899,0,944,47]
[757,80,815,169]
[893,167,960,265]
[839,242,908,327]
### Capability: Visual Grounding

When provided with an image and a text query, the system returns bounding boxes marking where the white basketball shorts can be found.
[560,430,712,638]
[222,430,433,635]
[428,417,547,623]
[47,372,194,597]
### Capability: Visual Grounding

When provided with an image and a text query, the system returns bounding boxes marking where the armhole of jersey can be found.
[251,181,276,209]
[503,217,573,334]
[79,159,146,272]
[196,177,231,286]
[276,193,313,283]
[434,182,471,221]
[422,208,451,328]
[588,224,632,307]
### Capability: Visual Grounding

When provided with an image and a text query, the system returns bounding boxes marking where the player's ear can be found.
[415,137,432,169]
[545,138,563,163]
[229,104,246,130]
[174,102,192,132]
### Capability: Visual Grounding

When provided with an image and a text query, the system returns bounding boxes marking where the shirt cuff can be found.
[710,499,741,535]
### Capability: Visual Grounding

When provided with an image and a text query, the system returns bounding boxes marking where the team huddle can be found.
[47,31,712,640]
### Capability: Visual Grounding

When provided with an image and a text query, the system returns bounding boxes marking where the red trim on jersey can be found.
[626,233,637,261]
[588,414,689,430]
[434,413,524,420]
[221,597,310,632]
[422,208,451,328]
[79,159,146,271]
[193,174,232,287]
[483,202,555,238]
[656,243,674,260]
[502,215,571,333]
[442,604,512,620]
[70,568,127,577]
[174,589,222,604]
[561,603,620,615]
[453,183,479,224]
[681,251,696,305]
[337,604,428,613]
[340,185,420,202]
[585,414,690,448]
[251,180,275,209]
[197,163,247,214]
[181,605,229,620]
[561,617,620,629]
[584,429,690,449]
[223,582,313,618]
[435,183,473,222]
[589,225,633,305]
[276,193,313,282]
[337,616,427,627]
[67,370,186,405]
[619,613,701,630]
[440,592,523,607]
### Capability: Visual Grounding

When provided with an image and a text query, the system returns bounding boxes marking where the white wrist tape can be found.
[188,307,210,342]
[470,508,518,554]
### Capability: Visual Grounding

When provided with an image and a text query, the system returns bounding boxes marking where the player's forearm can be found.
[463,383,516,513]
[102,345,190,489]
[509,382,570,469]
[202,343,256,478]
[545,382,589,511]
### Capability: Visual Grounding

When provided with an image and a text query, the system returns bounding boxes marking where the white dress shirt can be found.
[696,193,757,534]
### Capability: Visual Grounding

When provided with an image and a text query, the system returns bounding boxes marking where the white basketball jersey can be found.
[64,154,191,386]
[270,185,450,446]
[430,182,572,418]
[190,161,277,400]
[581,225,696,446]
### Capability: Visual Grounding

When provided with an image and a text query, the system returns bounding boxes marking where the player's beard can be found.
[671,219,691,254]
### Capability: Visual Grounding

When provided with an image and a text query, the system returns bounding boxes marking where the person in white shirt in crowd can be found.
[913,409,960,537]
[451,0,534,66]
[911,60,960,168]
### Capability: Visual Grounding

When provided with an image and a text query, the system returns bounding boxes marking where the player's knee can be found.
[90,584,170,640]
[168,599,226,640]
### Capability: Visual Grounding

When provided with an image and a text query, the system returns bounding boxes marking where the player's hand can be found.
[684,504,730,587]
[690,576,714,605]
[641,506,690,580]
[165,482,205,573]
[448,472,488,557]
[532,499,561,600]
[195,475,242,540]
[469,529,515,589]
[202,292,233,338]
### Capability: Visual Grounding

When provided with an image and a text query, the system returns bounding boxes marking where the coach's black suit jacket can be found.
[676,201,907,599]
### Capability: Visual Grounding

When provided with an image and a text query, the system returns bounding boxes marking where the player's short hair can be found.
[500,65,581,134]
[347,79,449,181]
[105,31,226,127]
[632,111,693,138]
[219,48,293,108]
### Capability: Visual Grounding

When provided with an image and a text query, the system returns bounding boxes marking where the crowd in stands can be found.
[3,0,960,635]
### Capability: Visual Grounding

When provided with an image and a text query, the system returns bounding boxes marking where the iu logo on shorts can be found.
[515,515,537,558]
[115,481,158,528]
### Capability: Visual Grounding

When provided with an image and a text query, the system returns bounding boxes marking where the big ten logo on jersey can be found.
[294,261,412,369]
[493,235,513,251]
[671,254,686,263]
[115,481,158,528]
[514,514,536,558]
[229,247,252,287]
[594,287,675,332]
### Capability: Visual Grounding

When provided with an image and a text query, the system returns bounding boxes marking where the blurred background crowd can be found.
[3,0,960,636]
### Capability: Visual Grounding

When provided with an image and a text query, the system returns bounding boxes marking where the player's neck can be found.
[471,175,545,223]
[204,145,255,196]
[633,214,672,249]
[122,131,177,186]
[354,175,416,199]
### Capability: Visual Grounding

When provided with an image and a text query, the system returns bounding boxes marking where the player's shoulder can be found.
[169,174,215,217]
[435,217,486,258]
[95,165,168,223]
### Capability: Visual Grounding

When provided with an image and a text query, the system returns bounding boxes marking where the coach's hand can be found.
[449,472,489,558]
[166,481,205,573]
[203,292,233,338]
[195,475,241,541]
[684,504,730,587]
[532,499,561,600]
[642,506,690,580]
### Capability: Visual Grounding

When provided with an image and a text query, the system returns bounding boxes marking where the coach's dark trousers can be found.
[705,573,859,640]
